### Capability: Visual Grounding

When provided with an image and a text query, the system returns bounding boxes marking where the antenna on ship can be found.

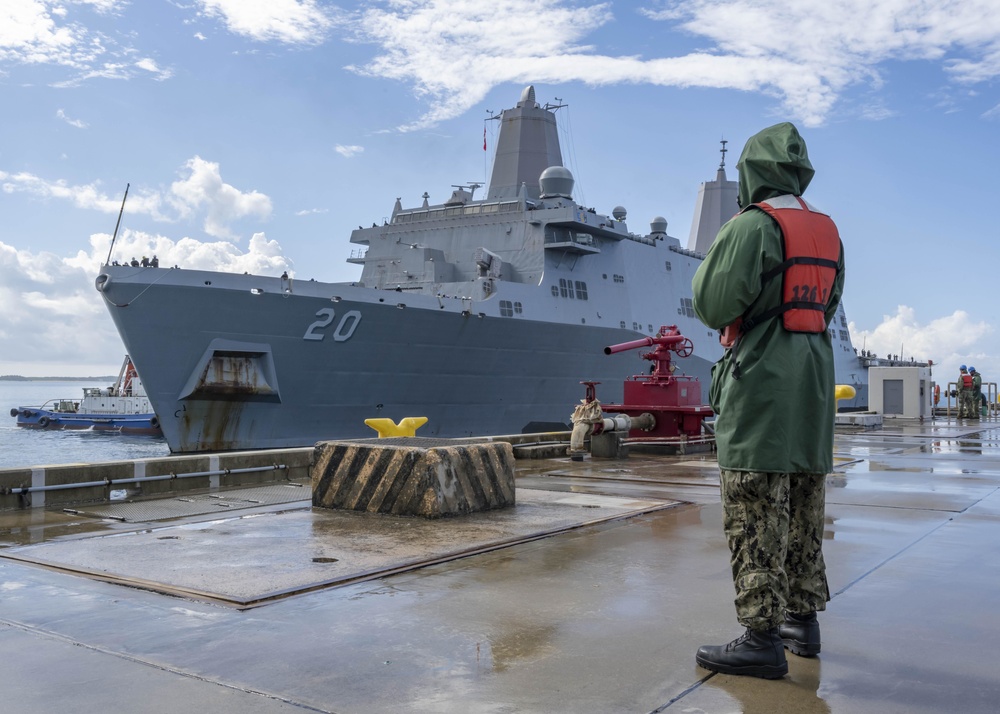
[105,183,129,266]
[719,139,728,170]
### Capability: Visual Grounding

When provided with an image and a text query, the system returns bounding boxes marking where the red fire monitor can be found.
[596,325,710,438]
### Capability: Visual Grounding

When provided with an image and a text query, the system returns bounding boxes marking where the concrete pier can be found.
[1,419,999,712]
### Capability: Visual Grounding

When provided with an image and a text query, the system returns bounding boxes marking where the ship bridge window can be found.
[482,204,499,214]
[680,297,695,318]
[547,227,571,243]
[499,300,524,317]
[499,201,519,212]
[464,205,482,215]
[665,261,672,271]
[613,274,625,283]
[620,321,627,329]
[840,315,848,328]
[555,280,588,300]
[445,207,463,216]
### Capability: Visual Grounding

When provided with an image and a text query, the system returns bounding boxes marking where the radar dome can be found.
[650,216,668,234]
[539,166,574,198]
[612,206,627,221]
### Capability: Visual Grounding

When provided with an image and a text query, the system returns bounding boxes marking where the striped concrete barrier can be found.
[311,439,515,518]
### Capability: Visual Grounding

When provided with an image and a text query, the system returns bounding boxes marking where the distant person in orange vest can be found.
[958,366,973,418]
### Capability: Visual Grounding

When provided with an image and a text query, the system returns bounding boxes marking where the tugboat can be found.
[10,356,162,435]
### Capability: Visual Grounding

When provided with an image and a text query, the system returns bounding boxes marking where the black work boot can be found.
[695,627,788,679]
[779,611,821,657]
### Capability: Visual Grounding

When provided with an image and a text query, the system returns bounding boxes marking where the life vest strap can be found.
[760,256,840,285]
[742,301,828,333]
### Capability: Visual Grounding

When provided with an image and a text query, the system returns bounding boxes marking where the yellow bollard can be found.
[835,384,857,407]
[364,416,429,438]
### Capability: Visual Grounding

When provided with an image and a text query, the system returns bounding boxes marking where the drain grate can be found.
[62,482,310,522]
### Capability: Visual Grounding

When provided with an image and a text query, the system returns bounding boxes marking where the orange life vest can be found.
[742,195,841,334]
[961,374,973,389]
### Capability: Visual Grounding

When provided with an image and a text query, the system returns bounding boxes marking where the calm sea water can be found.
[0,381,169,469]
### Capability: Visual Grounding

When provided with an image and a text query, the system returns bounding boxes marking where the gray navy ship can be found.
[95,86,865,453]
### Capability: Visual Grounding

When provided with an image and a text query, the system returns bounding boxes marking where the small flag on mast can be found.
[483,126,487,151]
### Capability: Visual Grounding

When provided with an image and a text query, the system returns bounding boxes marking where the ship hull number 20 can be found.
[303,308,362,342]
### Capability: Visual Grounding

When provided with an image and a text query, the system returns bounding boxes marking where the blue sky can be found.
[1,0,999,388]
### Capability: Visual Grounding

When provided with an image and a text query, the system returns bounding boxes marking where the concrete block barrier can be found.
[311,439,516,518]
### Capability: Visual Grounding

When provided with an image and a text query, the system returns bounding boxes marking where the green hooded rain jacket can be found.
[692,122,845,474]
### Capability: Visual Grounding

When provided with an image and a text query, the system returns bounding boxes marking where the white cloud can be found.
[342,0,1000,129]
[75,0,122,11]
[0,157,273,239]
[0,1,86,67]
[0,237,126,376]
[134,56,173,80]
[334,144,364,158]
[0,230,293,376]
[850,304,996,385]
[0,0,154,83]
[96,228,292,274]
[168,157,273,238]
[56,108,87,128]
[0,168,138,213]
[196,0,333,44]
[345,0,615,129]
[8,1,1000,127]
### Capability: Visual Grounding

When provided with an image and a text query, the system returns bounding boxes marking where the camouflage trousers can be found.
[959,390,978,418]
[720,470,830,631]
[969,391,983,419]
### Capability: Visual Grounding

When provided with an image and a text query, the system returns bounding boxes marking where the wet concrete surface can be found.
[1,418,999,712]
[3,489,672,606]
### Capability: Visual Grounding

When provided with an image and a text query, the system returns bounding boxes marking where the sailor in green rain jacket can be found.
[691,123,845,679]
